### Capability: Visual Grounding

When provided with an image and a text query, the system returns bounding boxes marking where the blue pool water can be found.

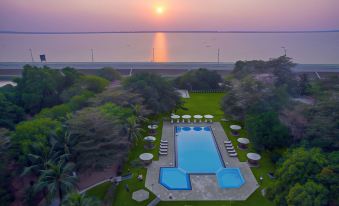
[159,126,245,190]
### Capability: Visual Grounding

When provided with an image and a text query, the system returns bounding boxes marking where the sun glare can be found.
[156,6,164,14]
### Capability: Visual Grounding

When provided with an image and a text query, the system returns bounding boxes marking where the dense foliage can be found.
[232,56,297,94]
[67,104,132,171]
[0,65,140,205]
[123,72,182,114]
[245,111,291,151]
[221,75,289,120]
[15,65,66,114]
[0,129,14,205]
[0,93,25,129]
[222,56,295,120]
[174,68,223,90]
[222,57,338,206]
[267,148,338,206]
[96,67,121,81]
[12,118,62,156]
[302,92,339,151]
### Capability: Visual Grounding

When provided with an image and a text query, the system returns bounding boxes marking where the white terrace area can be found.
[145,122,259,201]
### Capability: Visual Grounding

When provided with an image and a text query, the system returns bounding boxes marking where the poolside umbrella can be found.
[182,115,192,123]
[171,114,180,123]
[237,138,250,149]
[144,136,156,149]
[147,124,158,135]
[193,115,203,123]
[230,125,242,136]
[204,114,214,123]
[247,153,261,167]
[139,153,154,165]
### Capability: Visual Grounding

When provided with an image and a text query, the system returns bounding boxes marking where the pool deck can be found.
[145,122,259,201]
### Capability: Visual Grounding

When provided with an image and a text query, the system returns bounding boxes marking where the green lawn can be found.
[87,93,275,206]
[86,182,112,201]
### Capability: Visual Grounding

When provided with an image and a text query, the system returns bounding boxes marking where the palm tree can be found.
[21,143,61,177]
[125,116,144,144]
[50,130,77,162]
[34,161,78,205]
[62,193,100,206]
[131,104,149,123]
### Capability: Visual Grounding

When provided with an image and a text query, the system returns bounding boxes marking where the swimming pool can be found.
[159,126,244,190]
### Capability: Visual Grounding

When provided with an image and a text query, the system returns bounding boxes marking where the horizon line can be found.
[1,29,339,34]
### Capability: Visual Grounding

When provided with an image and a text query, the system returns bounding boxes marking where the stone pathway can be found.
[145,122,259,201]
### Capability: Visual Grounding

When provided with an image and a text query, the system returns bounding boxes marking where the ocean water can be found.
[0,32,338,64]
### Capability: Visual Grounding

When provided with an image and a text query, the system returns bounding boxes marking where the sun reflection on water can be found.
[152,32,168,62]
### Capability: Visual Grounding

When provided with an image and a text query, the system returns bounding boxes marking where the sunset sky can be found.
[1,0,339,32]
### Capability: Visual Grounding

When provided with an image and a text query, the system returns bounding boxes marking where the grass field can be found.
[87,93,275,206]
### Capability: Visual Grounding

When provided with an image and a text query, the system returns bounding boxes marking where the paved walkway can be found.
[176,90,190,98]
[145,122,258,201]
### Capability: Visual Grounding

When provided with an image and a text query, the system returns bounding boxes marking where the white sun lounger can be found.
[229,153,238,157]
[159,151,168,155]
[224,140,232,144]
[160,148,168,152]
[226,146,234,150]
[160,145,168,149]
[227,149,236,153]
[161,140,168,143]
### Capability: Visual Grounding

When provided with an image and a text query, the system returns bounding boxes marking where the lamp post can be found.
[91,49,94,62]
[29,48,34,62]
[281,47,287,56]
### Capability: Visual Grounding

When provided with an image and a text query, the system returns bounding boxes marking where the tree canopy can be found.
[245,111,291,151]
[267,148,329,205]
[96,67,121,82]
[303,98,339,151]
[174,68,223,90]
[123,72,182,114]
[11,118,62,155]
[221,75,289,120]
[286,180,328,206]
[67,104,131,171]
[0,93,25,129]
[15,65,65,114]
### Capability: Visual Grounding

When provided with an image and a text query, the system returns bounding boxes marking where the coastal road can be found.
[0,62,339,76]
